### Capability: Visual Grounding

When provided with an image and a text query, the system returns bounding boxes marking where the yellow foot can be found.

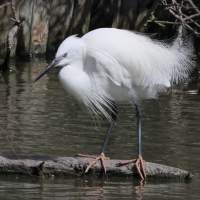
[117,155,146,180]
[76,153,110,173]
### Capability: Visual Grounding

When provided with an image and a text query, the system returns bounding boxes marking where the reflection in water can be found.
[0,59,200,199]
[0,176,200,200]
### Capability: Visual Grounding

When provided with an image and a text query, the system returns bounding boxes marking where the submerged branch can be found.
[0,155,193,179]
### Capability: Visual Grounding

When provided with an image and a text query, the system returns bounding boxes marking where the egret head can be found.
[33,35,83,83]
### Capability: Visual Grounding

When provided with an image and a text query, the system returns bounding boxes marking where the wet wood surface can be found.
[0,155,192,179]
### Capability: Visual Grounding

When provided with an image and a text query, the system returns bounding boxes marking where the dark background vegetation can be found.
[0,0,199,71]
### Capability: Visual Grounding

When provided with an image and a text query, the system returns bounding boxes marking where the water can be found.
[0,59,200,199]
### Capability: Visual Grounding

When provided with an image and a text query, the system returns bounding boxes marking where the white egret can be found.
[34,28,195,180]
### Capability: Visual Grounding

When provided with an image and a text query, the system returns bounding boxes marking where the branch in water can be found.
[0,155,193,179]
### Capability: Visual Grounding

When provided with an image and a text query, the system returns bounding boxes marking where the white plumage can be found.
[57,28,195,121]
[34,27,195,179]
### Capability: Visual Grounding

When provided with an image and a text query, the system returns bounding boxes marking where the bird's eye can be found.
[63,53,67,57]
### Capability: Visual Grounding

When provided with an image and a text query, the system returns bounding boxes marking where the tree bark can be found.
[0,155,192,179]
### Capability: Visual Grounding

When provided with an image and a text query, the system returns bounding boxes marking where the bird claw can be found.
[76,153,110,173]
[116,155,146,180]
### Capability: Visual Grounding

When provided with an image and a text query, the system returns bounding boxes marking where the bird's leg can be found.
[76,103,118,173]
[117,104,146,180]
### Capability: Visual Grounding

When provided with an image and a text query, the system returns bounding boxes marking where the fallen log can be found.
[0,155,193,179]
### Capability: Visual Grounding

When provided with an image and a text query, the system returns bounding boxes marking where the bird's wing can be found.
[83,46,132,89]
[82,29,195,91]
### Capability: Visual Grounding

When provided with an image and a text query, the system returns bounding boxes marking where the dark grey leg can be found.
[100,103,118,154]
[77,103,117,173]
[116,103,146,180]
[135,104,142,157]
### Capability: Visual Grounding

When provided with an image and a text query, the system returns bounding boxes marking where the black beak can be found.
[33,58,60,83]
[33,53,67,83]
